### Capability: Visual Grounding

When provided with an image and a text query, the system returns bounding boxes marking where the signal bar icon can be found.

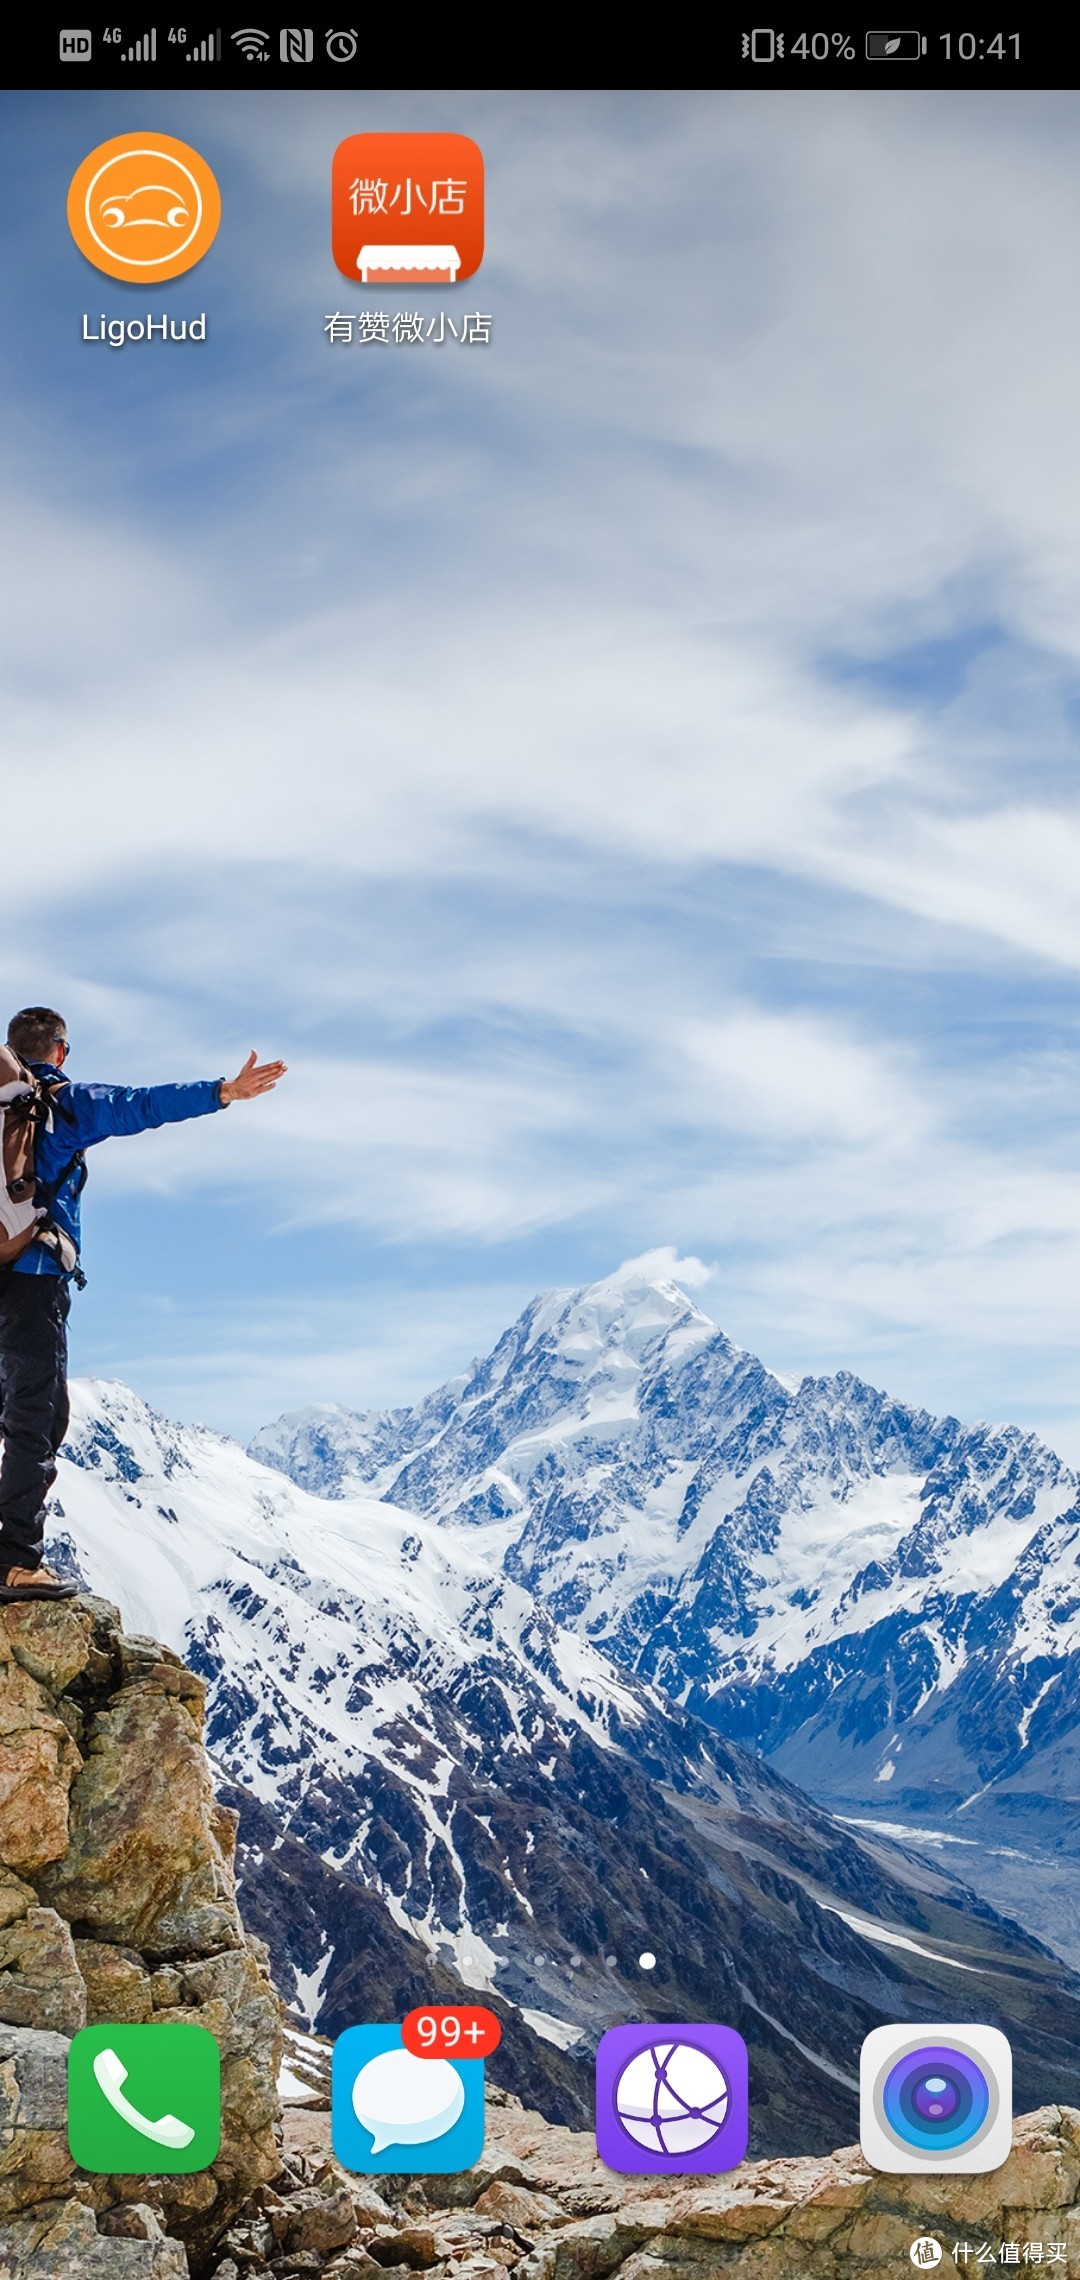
[186,27,221,59]
[121,25,156,58]
[232,25,270,57]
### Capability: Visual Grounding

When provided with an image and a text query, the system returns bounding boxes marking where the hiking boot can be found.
[0,1561,79,1602]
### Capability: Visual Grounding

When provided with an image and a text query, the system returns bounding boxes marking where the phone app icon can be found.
[332,2023,485,2174]
[67,132,221,284]
[860,2025,1013,2174]
[331,133,484,286]
[67,2023,221,2175]
[595,2024,749,2175]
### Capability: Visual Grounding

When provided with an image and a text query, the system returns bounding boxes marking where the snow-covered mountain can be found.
[47,1373,1080,2151]
[250,1264,1080,1949]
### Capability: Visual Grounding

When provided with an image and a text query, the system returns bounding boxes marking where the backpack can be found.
[0,1044,85,1280]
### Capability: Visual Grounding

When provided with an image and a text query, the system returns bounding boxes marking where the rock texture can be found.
[5,1589,1080,2280]
[201,2086,1080,2280]
[0,1597,281,2274]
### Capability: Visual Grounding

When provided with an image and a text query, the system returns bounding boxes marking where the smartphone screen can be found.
[2,25,1078,2280]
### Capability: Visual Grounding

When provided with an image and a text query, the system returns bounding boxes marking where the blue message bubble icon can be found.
[332,2024,484,2175]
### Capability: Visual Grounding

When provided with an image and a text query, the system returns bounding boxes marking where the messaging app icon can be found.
[68,2023,220,2175]
[332,2024,484,2174]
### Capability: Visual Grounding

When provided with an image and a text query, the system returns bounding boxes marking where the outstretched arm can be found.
[38,1056,289,1150]
[219,1051,288,1106]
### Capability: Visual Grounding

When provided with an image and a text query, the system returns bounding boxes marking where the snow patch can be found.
[520,2007,584,2050]
[821,1905,980,1971]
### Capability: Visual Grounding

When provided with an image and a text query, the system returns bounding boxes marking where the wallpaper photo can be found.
[4,86,1080,2162]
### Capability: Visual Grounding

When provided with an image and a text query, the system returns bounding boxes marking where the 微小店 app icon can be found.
[67,132,221,284]
[332,2023,485,2174]
[67,2022,221,2175]
[860,2024,1013,2174]
[332,133,484,286]
[595,2024,749,2175]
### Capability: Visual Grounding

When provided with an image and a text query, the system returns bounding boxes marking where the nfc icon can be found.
[59,27,92,59]
[280,26,314,59]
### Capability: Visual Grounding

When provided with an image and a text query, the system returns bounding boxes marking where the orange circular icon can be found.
[67,132,220,284]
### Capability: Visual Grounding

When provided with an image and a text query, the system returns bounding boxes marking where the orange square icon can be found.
[332,133,484,287]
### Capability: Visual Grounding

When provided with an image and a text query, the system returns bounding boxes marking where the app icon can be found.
[67,132,221,284]
[67,2023,221,2175]
[332,133,484,286]
[332,2024,485,2175]
[860,2025,1013,2173]
[595,2024,749,2175]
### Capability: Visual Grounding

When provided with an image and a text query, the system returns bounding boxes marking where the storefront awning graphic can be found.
[356,243,461,282]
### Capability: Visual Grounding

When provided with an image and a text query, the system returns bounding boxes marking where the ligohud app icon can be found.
[67,132,221,282]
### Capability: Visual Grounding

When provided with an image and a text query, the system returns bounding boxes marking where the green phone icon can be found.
[68,2023,221,2174]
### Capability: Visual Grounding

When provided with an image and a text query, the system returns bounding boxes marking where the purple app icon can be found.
[595,2024,749,2175]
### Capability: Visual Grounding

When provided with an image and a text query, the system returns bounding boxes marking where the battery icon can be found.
[865,29,923,56]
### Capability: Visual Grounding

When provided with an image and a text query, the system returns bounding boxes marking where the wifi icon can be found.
[231,26,270,58]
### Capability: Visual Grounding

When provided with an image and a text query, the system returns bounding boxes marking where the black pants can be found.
[0,1273,71,1572]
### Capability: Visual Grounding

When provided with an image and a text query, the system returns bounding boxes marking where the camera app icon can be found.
[860,2025,1012,2174]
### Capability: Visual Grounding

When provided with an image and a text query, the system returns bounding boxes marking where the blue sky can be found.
[5,88,1080,1450]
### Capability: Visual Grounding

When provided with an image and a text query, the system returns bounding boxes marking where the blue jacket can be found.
[14,1063,225,1277]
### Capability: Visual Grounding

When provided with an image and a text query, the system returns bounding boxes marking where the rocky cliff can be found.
[6,1591,1080,2280]
[0,1594,281,2273]
[215,2089,1080,2280]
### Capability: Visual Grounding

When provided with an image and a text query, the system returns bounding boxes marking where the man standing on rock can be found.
[0,1006,286,1605]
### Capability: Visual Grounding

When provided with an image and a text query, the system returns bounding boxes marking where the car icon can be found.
[96,183,192,233]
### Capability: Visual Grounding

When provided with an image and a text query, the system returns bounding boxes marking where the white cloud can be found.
[8,89,1080,1448]
[677,1011,924,1148]
[608,1246,715,1291]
